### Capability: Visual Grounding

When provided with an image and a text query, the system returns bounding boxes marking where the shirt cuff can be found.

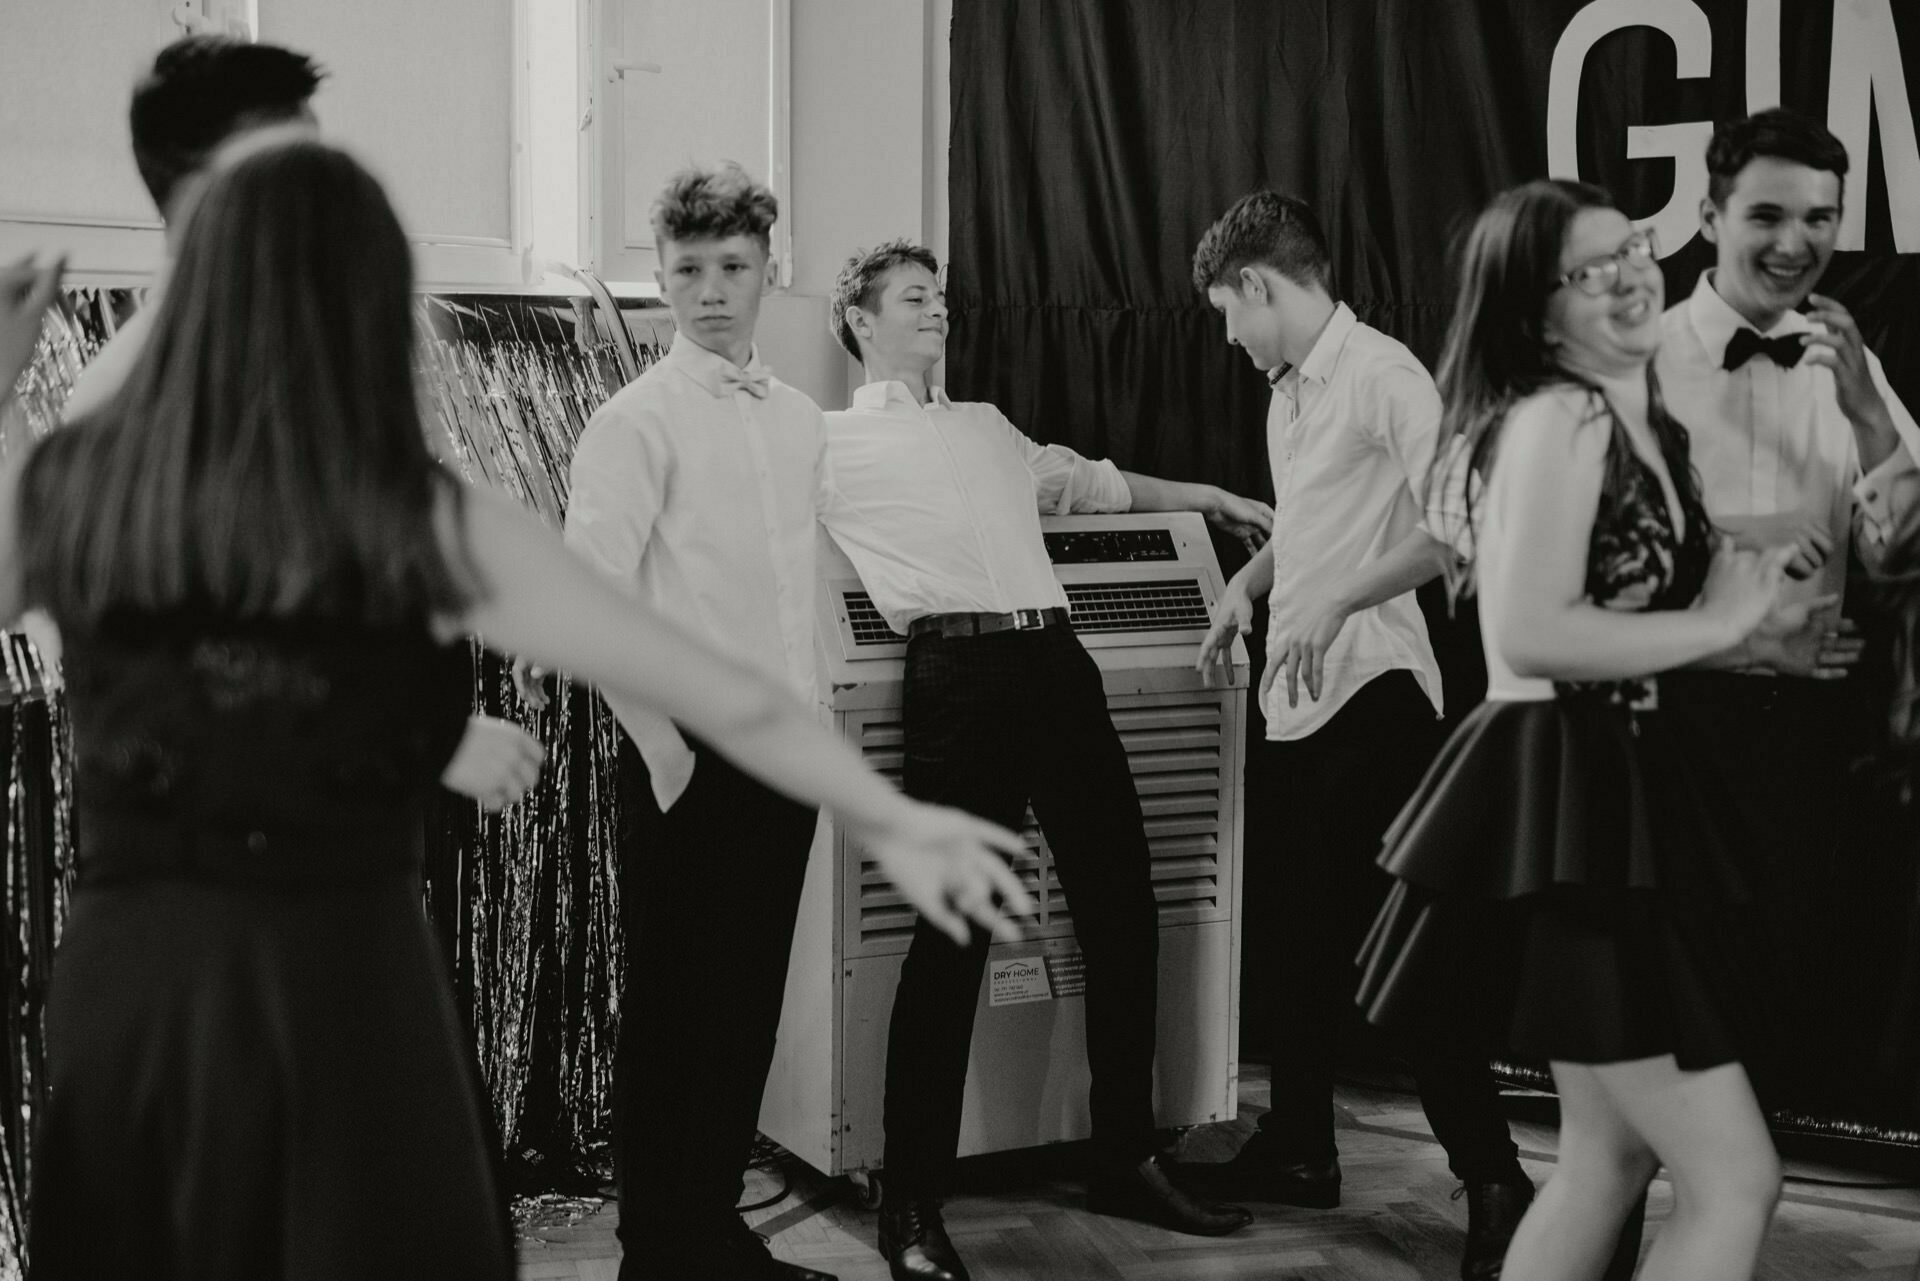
[1854,446,1920,560]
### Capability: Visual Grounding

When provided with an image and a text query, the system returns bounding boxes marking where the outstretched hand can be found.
[858,804,1036,946]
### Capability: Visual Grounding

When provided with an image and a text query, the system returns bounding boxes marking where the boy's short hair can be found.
[130,35,325,215]
[1706,108,1850,207]
[1190,190,1332,295]
[828,240,941,360]
[650,163,779,252]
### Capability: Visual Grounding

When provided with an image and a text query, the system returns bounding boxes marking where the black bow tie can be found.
[1722,327,1806,371]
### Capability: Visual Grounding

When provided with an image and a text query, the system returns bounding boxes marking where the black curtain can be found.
[947,0,1920,1125]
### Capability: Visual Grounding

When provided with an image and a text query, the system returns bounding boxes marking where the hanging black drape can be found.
[947,0,1920,1132]
[948,0,1920,474]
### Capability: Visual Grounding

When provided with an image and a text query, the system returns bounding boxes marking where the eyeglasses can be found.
[1555,229,1661,297]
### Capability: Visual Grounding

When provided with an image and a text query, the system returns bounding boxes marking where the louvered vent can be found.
[845,593,909,646]
[845,579,1210,644]
[1064,580,1210,632]
[849,698,1230,955]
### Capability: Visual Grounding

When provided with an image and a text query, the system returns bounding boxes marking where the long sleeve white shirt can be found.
[819,381,1132,635]
[564,332,824,809]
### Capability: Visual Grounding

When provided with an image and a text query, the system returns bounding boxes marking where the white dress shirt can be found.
[1264,303,1444,741]
[1657,272,1920,616]
[565,332,825,809]
[820,381,1132,634]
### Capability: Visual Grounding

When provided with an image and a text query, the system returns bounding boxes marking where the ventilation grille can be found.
[1064,580,1209,632]
[845,593,909,646]
[845,578,1210,645]
[850,699,1231,954]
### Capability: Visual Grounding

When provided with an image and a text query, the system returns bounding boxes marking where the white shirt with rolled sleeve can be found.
[563,331,824,809]
[1657,273,1920,613]
[1265,302,1444,741]
[819,381,1131,634]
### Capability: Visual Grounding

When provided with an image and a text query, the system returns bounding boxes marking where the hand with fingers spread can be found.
[854,804,1035,945]
[439,714,546,810]
[0,255,64,400]
[1745,592,1863,680]
[1260,590,1351,709]
[1195,579,1255,683]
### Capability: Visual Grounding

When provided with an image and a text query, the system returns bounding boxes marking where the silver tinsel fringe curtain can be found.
[0,285,667,1274]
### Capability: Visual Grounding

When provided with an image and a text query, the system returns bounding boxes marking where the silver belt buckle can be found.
[1013,608,1045,630]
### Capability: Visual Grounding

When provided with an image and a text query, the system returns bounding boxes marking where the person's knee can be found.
[1673,1145,1781,1224]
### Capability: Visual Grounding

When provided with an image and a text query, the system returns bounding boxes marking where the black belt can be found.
[907,607,1070,639]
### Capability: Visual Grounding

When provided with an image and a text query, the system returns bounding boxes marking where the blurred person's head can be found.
[24,138,471,629]
[1426,179,1678,563]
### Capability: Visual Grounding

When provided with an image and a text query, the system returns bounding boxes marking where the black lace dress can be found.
[26,612,514,1281]
[1356,412,1780,1082]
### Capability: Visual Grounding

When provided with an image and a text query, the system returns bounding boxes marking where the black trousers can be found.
[881,626,1160,1197]
[610,738,818,1277]
[1661,670,1861,1109]
[1260,670,1522,1183]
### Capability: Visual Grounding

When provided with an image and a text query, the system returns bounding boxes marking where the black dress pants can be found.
[881,625,1160,1198]
[611,738,819,1278]
[1261,670,1523,1183]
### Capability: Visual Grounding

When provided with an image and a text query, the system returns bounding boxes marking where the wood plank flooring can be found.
[515,1066,1920,1279]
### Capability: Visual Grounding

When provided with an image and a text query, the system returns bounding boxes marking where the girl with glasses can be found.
[1355,179,1810,1280]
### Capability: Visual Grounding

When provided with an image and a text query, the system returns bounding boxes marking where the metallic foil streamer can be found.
[413,293,669,1188]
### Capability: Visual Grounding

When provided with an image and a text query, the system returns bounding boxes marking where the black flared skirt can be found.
[1356,695,1780,1089]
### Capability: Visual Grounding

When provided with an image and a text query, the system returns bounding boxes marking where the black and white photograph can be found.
[4,2,1920,1278]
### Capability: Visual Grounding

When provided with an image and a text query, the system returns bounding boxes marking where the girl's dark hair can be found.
[1425,178,1704,592]
[22,138,475,630]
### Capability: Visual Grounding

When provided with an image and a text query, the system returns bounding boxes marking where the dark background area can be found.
[944,0,1920,1117]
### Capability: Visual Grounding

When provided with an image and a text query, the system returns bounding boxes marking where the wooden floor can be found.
[515,1065,1920,1280]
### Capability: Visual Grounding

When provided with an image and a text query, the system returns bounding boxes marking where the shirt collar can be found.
[1686,270,1811,366]
[1288,302,1357,388]
[851,380,953,411]
[664,330,772,398]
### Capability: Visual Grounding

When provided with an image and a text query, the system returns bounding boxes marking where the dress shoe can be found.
[724,1218,839,1280]
[877,1198,970,1281]
[1199,1134,1342,1208]
[1086,1154,1253,1236]
[1455,1175,1534,1280]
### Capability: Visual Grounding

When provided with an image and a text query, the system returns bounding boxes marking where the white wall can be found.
[754,0,951,409]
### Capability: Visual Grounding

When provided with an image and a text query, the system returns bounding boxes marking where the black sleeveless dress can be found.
[1356,414,1780,1084]
[26,612,514,1280]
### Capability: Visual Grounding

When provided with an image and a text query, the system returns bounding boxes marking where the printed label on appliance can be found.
[988,956,1052,1006]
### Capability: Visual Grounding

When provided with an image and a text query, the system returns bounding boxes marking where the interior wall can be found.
[753,0,951,411]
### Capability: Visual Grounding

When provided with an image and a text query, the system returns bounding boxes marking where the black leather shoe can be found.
[1198,1136,1342,1208]
[725,1219,839,1280]
[1456,1176,1534,1280]
[1086,1155,1254,1236]
[878,1198,970,1281]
